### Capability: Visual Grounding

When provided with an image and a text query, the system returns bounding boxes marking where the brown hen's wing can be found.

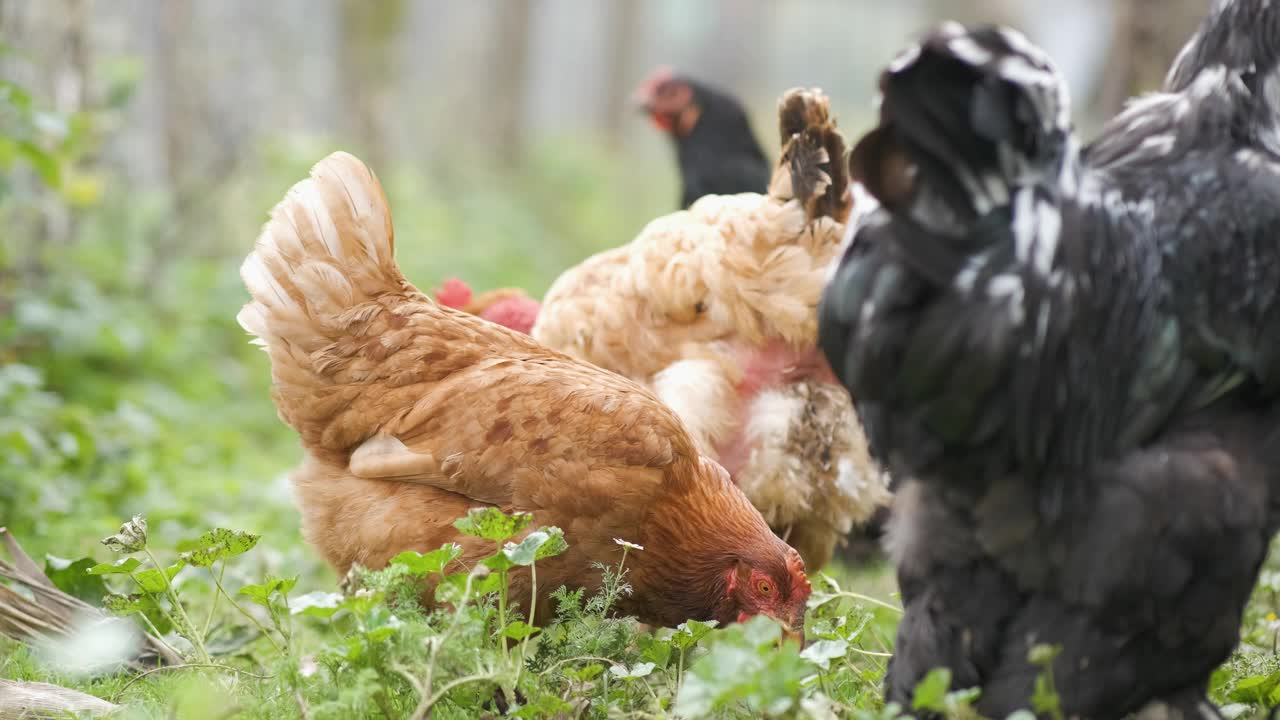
[349,356,689,512]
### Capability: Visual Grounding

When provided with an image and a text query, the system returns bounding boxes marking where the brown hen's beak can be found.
[774,617,806,649]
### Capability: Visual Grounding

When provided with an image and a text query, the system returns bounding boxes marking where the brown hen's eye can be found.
[757,580,773,595]
[694,301,707,314]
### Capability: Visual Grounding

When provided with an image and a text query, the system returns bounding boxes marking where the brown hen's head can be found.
[629,457,811,642]
[720,544,811,643]
[632,65,700,136]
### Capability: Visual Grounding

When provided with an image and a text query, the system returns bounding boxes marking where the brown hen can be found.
[237,152,809,631]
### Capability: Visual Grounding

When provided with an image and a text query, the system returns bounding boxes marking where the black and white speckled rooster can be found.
[819,1,1280,717]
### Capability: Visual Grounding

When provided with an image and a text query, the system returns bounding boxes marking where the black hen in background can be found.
[632,66,771,208]
[819,2,1280,717]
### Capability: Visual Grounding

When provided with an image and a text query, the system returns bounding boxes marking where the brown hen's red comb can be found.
[435,277,473,309]
[786,549,812,597]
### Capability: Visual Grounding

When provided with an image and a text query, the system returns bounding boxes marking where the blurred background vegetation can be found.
[0,0,1204,587]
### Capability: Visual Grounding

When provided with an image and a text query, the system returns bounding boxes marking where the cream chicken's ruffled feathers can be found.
[533,89,891,570]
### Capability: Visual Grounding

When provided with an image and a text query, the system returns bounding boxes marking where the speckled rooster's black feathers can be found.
[819,1,1280,717]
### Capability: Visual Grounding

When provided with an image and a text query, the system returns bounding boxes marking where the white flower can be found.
[613,538,644,551]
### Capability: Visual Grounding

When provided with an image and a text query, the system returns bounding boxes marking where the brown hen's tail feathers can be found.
[772,88,852,225]
[237,152,404,355]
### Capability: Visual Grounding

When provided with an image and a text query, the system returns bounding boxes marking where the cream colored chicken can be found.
[532,89,891,570]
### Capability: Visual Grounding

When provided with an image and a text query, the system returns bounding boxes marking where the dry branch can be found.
[0,527,183,669]
[0,679,118,719]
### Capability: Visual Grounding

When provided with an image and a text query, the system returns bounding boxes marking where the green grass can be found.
[4,71,1280,720]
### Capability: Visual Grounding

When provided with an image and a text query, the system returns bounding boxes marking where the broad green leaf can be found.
[390,544,462,576]
[334,636,365,662]
[237,575,298,607]
[806,590,843,611]
[100,515,147,554]
[565,664,605,682]
[87,557,142,575]
[502,527,567,567]
[44,555,107,604]
[800,639,848,670]
[132,562,185,593]
[674,620,807,718]
[739,614,783,647]
[291,591,344,619]
[177,528,260,567]
[609,661,655,679]
[500,621,540,641]
[637,633,673,668]
[483,552,516,573]
[912,668,951,711]
[672,619,718,650]
[435,570,501,604]
[533,527,568,560]
[945,686,982,708]
[1229,671,1280,703]
[103,592,171,635]
[453,507,532,542]
[102,592,146,615]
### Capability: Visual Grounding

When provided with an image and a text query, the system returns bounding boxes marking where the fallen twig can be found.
[0,526,184,668]
[0,679,117,719]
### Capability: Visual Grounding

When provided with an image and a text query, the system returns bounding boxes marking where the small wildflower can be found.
[299,655,319,678]
[1267,612,1277,623]
[613,538,644,551]
[101,515,148,554]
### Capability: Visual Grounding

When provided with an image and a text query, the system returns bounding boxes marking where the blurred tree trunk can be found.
[1090,0,1205,118]
[603,0,641,149]
[54,0,88,115]
[700,0,767,98]
[488,0,533,168]
[41,0,91,248]
[337,0,407,174]
[155,0,193,196]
